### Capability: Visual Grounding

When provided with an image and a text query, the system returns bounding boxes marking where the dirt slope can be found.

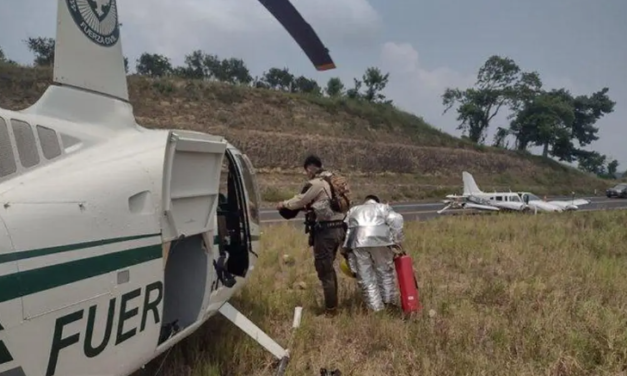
[0,64,611,203]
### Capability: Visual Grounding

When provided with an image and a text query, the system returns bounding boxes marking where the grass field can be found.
[136,210,627,376]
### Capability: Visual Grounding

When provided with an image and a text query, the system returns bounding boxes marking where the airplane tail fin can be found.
[53,0,128,101]
[462,171,483,196]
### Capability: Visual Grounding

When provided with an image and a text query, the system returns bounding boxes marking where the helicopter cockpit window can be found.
[0,117,17,178]
[524,193,541,201]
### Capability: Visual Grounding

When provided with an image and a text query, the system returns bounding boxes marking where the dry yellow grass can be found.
[136,209,627,376]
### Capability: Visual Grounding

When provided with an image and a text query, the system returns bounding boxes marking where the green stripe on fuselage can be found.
[0,231,260,304]
[0,233,161,265]
[0,244,162,304]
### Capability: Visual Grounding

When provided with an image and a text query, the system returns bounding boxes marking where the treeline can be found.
[2,39,622,179]
[442,55,621,179]
[1,37,392,105]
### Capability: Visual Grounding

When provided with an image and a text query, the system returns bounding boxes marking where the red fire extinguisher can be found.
[394,249,422,314]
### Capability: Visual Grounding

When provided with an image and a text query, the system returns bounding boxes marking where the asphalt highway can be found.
[259,196,627,226]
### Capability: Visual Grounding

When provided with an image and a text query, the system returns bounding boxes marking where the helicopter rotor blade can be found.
[257,0,336,71]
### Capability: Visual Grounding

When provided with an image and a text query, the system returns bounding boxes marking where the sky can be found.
[0,0,625,167]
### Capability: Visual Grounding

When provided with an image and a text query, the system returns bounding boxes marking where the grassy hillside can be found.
[0,64,614,203]
[134,210,627,375]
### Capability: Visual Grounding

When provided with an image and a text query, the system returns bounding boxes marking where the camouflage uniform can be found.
[282,170,346,311]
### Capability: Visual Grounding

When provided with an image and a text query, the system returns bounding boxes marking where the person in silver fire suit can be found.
[341,194,404,312]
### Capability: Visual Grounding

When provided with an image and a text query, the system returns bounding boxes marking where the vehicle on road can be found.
[606,183,627,198]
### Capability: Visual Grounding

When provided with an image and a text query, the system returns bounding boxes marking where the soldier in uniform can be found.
[277,155,347,316]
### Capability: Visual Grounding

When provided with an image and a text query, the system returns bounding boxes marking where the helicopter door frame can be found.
[223,146,254,277]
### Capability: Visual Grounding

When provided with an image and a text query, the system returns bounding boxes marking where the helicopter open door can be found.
[217,145,261,280]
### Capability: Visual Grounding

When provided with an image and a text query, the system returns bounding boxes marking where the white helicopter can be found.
[438,171,590,214]
[0,0,336,375]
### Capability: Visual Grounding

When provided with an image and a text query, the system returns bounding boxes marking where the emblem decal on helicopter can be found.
[65,0,120,47]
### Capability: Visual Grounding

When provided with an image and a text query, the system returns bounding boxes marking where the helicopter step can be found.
[218,302,290,375]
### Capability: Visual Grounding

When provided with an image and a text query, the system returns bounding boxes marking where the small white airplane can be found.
[438,171,590,214]
[0,1,336,376]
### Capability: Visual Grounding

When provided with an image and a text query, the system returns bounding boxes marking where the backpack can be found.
[321,172,351,214]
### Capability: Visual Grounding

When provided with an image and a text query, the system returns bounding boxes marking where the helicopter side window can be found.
[11,119,40,169]
[36,125,63,160]
[0,117,17,178]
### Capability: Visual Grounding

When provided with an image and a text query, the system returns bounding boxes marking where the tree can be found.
[570,88,615,149]
[492,127,511,149]
[362,67,390,103]
[509,89,575,157]
[0,47,16,65]
[442,55,539,144]
[24,37,55,66]
[174,50,222,80]
[135,53,173,77]
[346,78,362,99]
[510,86,615,162]
[607,159,619,177]
[203,54,222,80]
[577,150,607,176]
[261,67,294,91]
[179,50,209,79]
[325,77,344,97]
[252,76,270,89]
[291,76,321,95]
[217,58,253,85]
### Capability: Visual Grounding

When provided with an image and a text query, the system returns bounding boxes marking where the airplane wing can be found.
[570,199,591,206]
[257,0,336,71]
[437,201,500,214]
[548,199,590,207]
[465,203,501,211]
